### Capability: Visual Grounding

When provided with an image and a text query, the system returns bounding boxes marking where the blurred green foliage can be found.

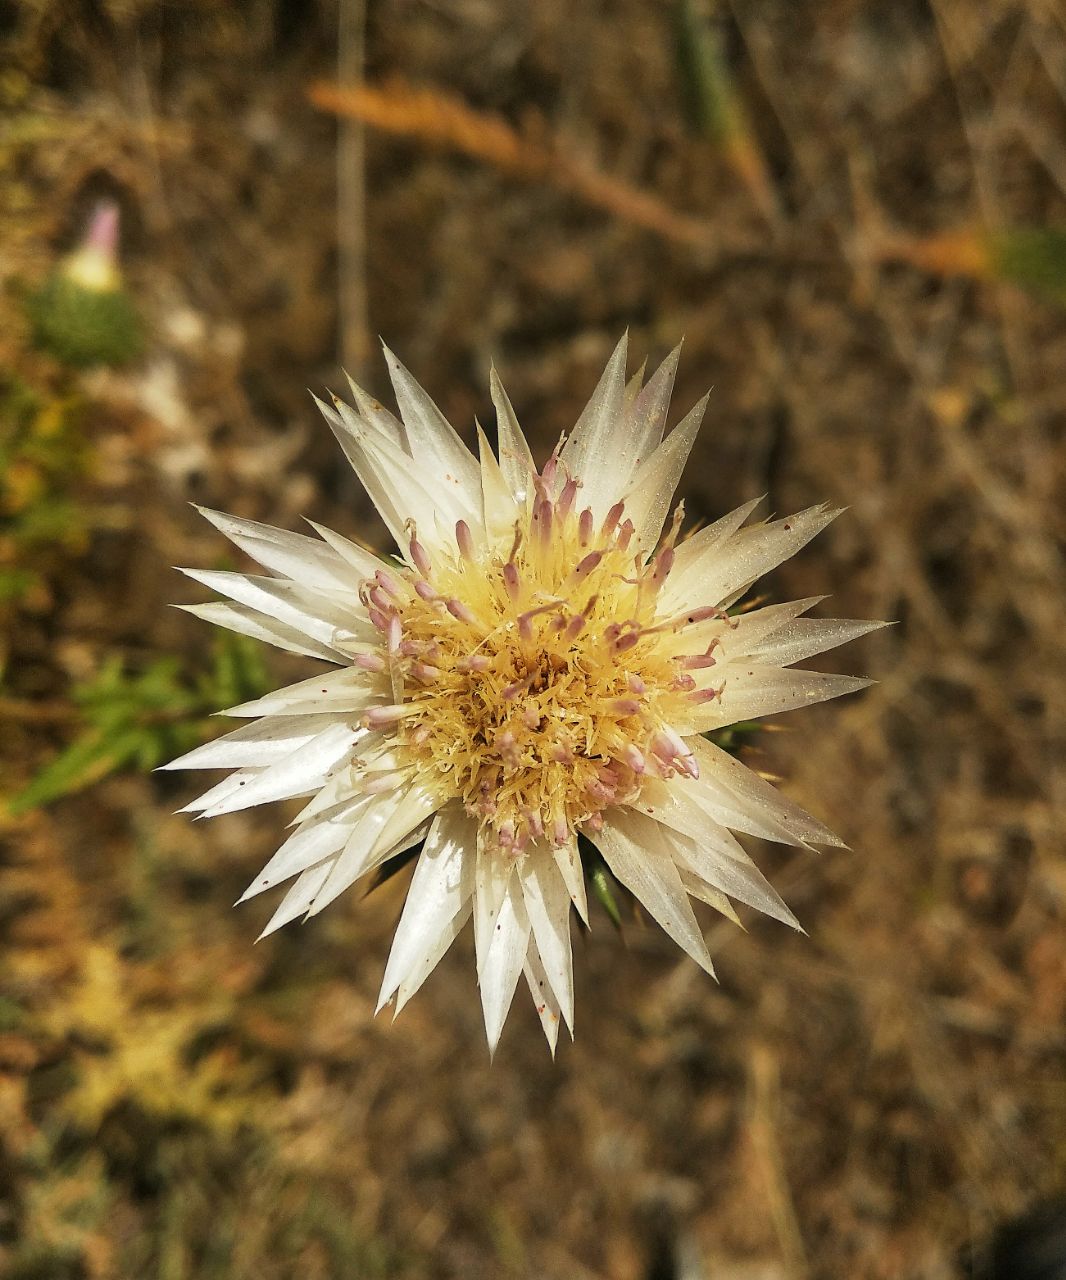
[675,0,739,144]
[0,370,89,604]
[9,635,272,814]
[992,228,1066,302]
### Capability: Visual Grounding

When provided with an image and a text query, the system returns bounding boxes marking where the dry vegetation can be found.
[1,1,1064,1277]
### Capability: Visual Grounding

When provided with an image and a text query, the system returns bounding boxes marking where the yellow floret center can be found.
[359,469,722,851]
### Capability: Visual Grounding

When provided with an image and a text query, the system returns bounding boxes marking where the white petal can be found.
[624,343,681,473]
[357,424,479,549]
[179,767,262,814]
[519,848,575,1031]
[162,714,337,771]
[660,823,801,930]
[177,601,341,662]
[681,666,873,731]
[689,737,846,848]
[624,358,648,405]
[313,394,409,548]
[222,667,385,718]
[369,775,446,858]
[716,598,826,656]
[396,901,473,1015]
[559,334,629,514]
[590,810,714,976]
[302,520,388,581]
[747,617,890,667]
[178,569,363,650]
[199,722,362,818]
[474,840,512,966]
[552,837,588,925]
[237,805,362,902]
[629,776,756,852]
[523,937,562,1056]
[476,421,520,542]
[305,817,430,919]
[381,345,481,508]
[257,862,333,939]
[192,506,355,592]
[662,505,842,614]
[316,391,478,550]
[668,497,764,588]
[343,370,407,450]
[622,392,708,553]
[377,806,476,1010]
[678,869,742,924]
[478,873,531,1055]
[490,367,537,504]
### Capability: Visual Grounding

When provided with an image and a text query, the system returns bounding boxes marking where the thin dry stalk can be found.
[336,0,369,374]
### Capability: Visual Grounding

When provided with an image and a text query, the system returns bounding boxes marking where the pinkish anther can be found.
[578,508,594,546]
[455,520,474,561]
[456,654,491,673]
[563,614,585,641]
[533,499,553,548]
[355,653,386,672]
[407,532,431,577]
[651,547,675,584]
[681,648,719,670]
[364,704,407,727]
[386,614,403,654]
[573,551,603,581]
[602,501,624,538]
[445,597,478,625]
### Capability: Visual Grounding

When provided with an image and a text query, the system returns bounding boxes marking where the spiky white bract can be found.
[169,337,878,1054]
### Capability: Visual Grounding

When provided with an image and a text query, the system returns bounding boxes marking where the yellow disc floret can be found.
[358,460,725,851]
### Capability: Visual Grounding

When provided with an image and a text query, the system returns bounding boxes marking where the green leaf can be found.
[991,227,1066,302]
[705,720,762,755]
[8,634,274,814]
[675,0,740,143]
[578,837,624,932]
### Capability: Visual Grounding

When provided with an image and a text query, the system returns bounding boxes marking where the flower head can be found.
[168,337,878,1052]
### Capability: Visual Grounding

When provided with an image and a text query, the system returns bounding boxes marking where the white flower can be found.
[167,337,879,1053]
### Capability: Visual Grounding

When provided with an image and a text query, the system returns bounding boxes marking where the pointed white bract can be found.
[171,341,877,1051]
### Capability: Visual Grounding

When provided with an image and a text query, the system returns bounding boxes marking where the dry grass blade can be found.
[308,78,717,249]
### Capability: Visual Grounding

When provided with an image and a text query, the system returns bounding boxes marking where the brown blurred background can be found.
[2,1,1065,1277]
